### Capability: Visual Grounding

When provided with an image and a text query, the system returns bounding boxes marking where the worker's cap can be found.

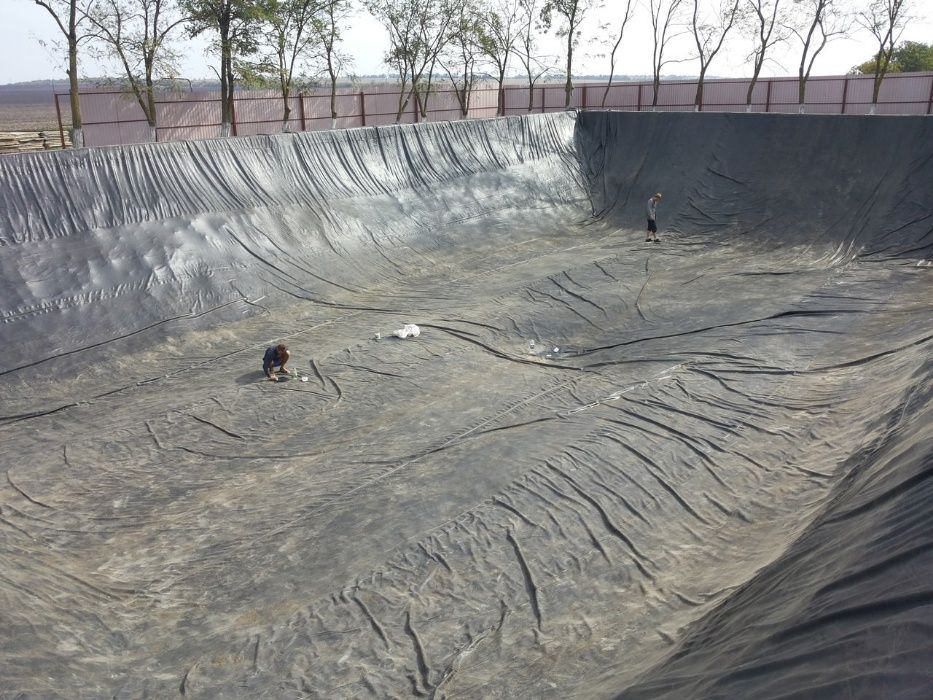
[655,192,663,198]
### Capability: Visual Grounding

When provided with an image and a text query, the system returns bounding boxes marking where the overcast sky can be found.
[1,0,931,85]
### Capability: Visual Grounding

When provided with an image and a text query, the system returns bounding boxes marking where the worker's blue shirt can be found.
[263,346,284,375]
[647,198,658,220]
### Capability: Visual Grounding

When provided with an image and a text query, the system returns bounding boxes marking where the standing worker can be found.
[646,192,662,243]
[263,343,291,381]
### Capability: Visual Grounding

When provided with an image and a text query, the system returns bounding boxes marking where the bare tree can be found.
[478,0,524,115]
[742,0,789,110]
[601,0,635,107]
[514,0,557,112]
[184,0,264,136]
[786,0,848,112]
[648,0,687,108]
[540,0,601,107]
[857,0,911,112]
[441,0,483,118]
[85,0,187,141]
[367,0,459,122]
[690,0,741,110]
[368,0,414,120]
[251,0,324,132]
[316,0,353,128]
[32,0,95,147]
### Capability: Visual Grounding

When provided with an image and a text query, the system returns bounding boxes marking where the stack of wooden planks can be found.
[0,131,72,155]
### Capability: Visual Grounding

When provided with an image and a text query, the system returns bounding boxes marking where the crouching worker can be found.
[263,343,291,381]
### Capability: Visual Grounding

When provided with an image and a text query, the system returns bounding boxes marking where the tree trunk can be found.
[412,72,422,122]
[695,66,706,111]
[330,71,338,129]
[220,29,232,137]
[746,62,762,107]
[226,51,236,135]
[564,33,573,107]
[422,59,438,120]
[67,19,83,148]
[497,70,506,116]
[395,83,408,123]
[146,85,158,142]
[418,90,429,122]
[527,70,535,112]
[281,68,292,132]
[871,48,885,106]
[602,61,616,108]
[797,64,806,112]
[871,73,883,105]
[397,63,415,123]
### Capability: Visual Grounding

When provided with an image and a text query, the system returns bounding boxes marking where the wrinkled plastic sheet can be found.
[0,111,931,698]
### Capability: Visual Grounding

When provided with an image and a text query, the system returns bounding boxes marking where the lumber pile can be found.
[0,131,72,155]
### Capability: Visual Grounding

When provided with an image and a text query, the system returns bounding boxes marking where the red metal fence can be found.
[55,72,933,148]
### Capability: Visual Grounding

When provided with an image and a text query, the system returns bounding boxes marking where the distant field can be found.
[0,103,69,131]
[0,83,74,132]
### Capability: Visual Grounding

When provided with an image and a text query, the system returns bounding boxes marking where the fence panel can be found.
[155,93,223,140]
[467,87,499,119]
[234,92,301,136]
[703,79,753,111]
[804,77,847,114]
[424,89,465,122]
[502,85,539,115]
[592,83,639,110]
[302,93,337,131]
[331,92,364,130]
[80,91,148,147]
[845,78,873,115]
[877,74,931,114]
[746,80,771,113]
[61,72,933,148]
[765,79,802,113]
[361,89,415,127]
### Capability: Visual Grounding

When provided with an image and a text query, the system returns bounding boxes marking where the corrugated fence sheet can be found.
[66,72,933,147]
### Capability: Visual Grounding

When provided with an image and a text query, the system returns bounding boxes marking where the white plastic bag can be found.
[393,323,421,339]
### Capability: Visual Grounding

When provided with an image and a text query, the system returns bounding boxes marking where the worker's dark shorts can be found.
[647,219,657,232]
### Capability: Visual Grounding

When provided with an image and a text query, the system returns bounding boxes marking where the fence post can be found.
[299,93,307,131]
[231,95,238,136]
[841,77,849,114]
[360,91,367,127]
[765,80,772,113]
[637,84,642,112]
[540,86,545,113]
[582,84,587,110]
[54,93,67,149]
